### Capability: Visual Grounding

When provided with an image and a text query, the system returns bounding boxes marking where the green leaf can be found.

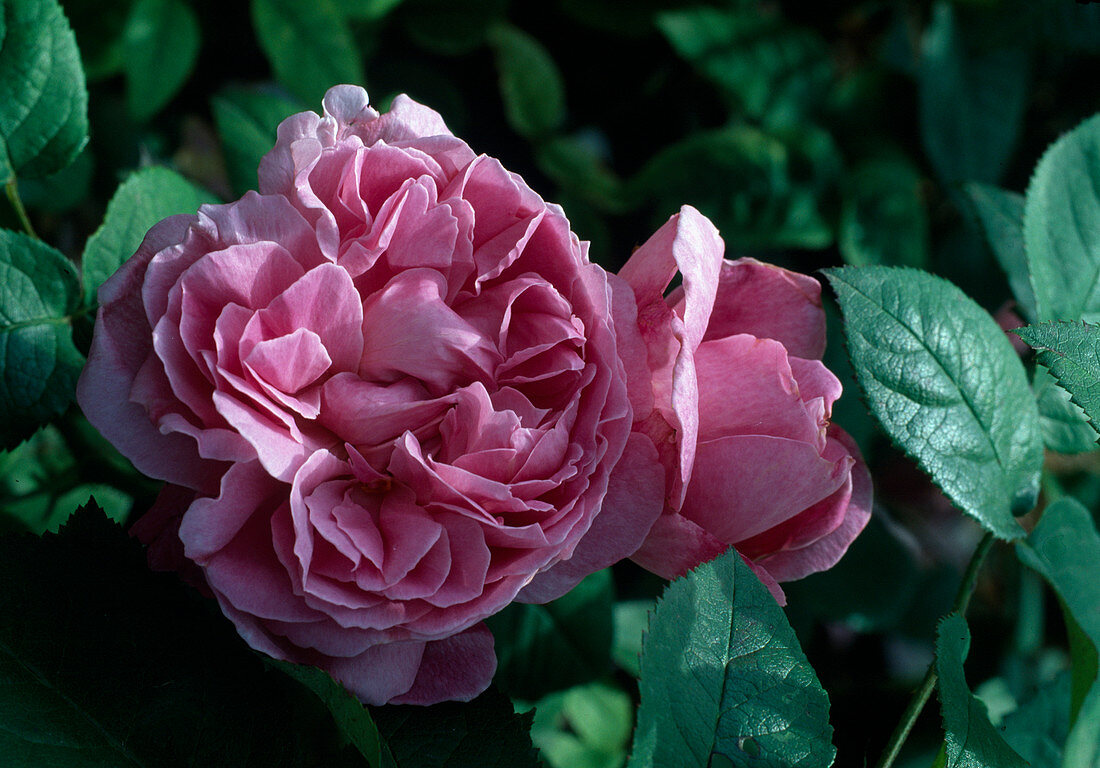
[1033,365,1097,455]
[935,613,1029,768]
[965,183,1036,322]
[1024,112,1100,323]
[918,2,1028,186]
[611,599,652,677]
[824,266,1042,536]
[0,229,83,449]
[628,549,836,768]
[488,24,565,139]
[1000,671,1071,768]
[1015,322,1100,439]
[0,502,370,767]
[122,0,201,122]
[251,0,363,106]
[636,124,839,251]
[535,135,630,214]
[840,157,929,268]
[17,146,93,213]
[331,0,404,21]
[1017,497,1100,723]
[0,0,89,178]
[657,7,831,129]
[485,568,613,701]
[530,682,634,768]
[270,660,392,768]
[212,87,304,197]
[400,0,507,56]
[81,166,216,307]
[1063,683,1100,768]
[371,687,539,768]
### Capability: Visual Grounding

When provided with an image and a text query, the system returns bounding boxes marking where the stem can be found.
[5,177,37,239]
[873,531,995,768]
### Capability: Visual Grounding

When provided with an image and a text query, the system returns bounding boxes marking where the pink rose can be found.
[610,207,872,601]
[77,86,660,705]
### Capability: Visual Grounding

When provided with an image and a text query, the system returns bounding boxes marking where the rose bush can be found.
[77,85,662,705]
[609,207,872,601]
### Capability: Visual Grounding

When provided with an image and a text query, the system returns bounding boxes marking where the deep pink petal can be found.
[630,511,729,581]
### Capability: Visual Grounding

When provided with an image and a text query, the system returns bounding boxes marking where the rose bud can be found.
[610,206,873,602]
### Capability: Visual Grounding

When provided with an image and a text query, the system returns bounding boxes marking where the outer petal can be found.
[618,205,723,508]
[684,257,827,359]
[752,426,873,582]
[629,510,728,581]
[517,434,664,603]
[388,623,496,705]
[76,214,217,492]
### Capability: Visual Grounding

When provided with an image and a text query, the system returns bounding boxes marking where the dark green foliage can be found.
[486,568,613,701]
[935,614,1028,768]
[0,502,370,767]
[0,230,83,448]
[371,687,539,768]
[1015,322,1100,440]
[628,549,835,768]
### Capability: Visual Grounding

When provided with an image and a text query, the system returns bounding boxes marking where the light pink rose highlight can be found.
[609,206,872,602]
[77,86,660,705]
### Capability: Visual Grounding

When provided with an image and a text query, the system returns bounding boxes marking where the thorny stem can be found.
[5,177,37,239]
[872,531,996,768]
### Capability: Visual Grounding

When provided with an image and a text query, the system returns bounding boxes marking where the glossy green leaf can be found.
[1033,365,1097,455]
[1017,497,1100,726]
[0,503,369,767]
[657,7,831,128]
[371,687,539,768]
[840,157,929,268]
[628,549,835,768]
[1024,113,1100,323]
[966,183,1036,322]
[935,613,1029,768]
[530,682,634,768]
[485,568,613,701]
[636,125,839,251]
[270,660,392,768]
[918,2,1028,186]
[251,0,363,106]
[81,166,216,307]
[1015,322,1100,439]
[0,0,89,178]
[611,599,652,678]
[212,87,303,196]
[122,0,200,121]
[0,229,83,449]
[825,267,1042,536]
[488,24,565,139]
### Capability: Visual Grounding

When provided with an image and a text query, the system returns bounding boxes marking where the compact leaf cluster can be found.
[4,0,1100,767]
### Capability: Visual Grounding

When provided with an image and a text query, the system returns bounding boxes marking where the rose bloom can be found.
[609,206,873,601]
[77,86,661,705]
